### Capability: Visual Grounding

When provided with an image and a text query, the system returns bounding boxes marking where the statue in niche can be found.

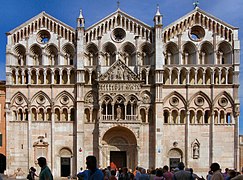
[116,67,123,80]
[116,105,122,120]
[193,144,199,159]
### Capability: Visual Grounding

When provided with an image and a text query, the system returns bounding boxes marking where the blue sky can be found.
[0,0,243,133]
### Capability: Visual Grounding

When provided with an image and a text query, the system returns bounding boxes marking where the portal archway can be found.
[59,148,72,177]
[101,126,137,169]
[168,148,183,170]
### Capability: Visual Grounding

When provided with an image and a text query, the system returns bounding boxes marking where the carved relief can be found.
[85,91,98,104]
[99,83,141,92]
[143,94,151,104]
[218,97,228,107]
[60,95,69,105]
[100,60,139,81]
[195,96,204,106]
[15,96,24,105]
[36,95,46,105]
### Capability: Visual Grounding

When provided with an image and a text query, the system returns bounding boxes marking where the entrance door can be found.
[0,154,6,173]
[110,151,127,169]
[61,157,70,177]
[169,158,180,170]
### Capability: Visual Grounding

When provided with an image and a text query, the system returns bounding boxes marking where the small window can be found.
[226,113,231,123]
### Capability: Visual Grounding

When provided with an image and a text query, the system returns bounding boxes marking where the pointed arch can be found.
[188,91,212,107]
[30,91,52,105]
[54,91,75,105]
[10,91,29,107]
[212,91,234,107]
[163,91,187,106]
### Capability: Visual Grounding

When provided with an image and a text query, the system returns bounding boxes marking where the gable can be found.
[163,8,237,43]
[85,9,153,43]
[8,11,75,45]
[99,59,140,81]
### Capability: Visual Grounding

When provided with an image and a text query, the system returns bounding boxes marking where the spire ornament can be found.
[156,4,161,16]
[193,0,199,9]
[79,9,83,19]
[117,0,120,9]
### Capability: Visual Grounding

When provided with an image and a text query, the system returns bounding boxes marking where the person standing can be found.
[86,155,104,180]
[37,157,53,180]
[163,166,173,180]
[210,163,224,180]
[27,167,38,180]
[172,162,193,180]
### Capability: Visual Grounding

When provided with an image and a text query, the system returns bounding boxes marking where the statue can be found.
[116,68,123,80]
[193,144,199,159]
[116,105,122,120]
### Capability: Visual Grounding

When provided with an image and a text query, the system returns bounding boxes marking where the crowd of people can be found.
[1,155,242,180]
[77,156,243,180]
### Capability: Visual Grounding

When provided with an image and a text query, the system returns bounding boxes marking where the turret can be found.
[153,4,164,69]
[154,4,162,26]
[77,9,85,28]
[76,9,85,81]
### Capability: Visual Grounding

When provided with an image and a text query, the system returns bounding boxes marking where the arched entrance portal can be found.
[59,148,72,177]
[0,154,6,173]
[168,148,183,170]
[101,126,137,170]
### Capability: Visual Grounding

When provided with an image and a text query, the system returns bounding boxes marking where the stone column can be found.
[219,70,222,85]
[167,53,171,65]
[51,108,55,172]
[36,71,39,85]
[67,70,70,84]
[51,71,54,84]
[210,111,215,165]
[124,103,127,120]
[44,70,47,85]
[145,109,148,123]
[28,108,32,168]
[21,71,25,84]
[28,70,31,85]
[226,69,228,84]
[185,53,189,65]
[186,71,190,85]
[112,103,114,120]
[59,71,63,85]
[211,71,215,85]
[44,109,47,121]
[203,72,206,85]
[89,72,92,85]
[185,111,190,167]
[234,113,240,170]
[201,52,205,64]
[146,72,149,85]
[15,71,19,85]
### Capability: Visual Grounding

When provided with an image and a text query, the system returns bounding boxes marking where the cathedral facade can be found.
[5,5,240,177]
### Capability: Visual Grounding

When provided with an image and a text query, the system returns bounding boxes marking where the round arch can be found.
[101,126,137,170]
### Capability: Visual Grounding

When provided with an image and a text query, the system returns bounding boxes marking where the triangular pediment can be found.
[99,59,140,81]
[7,11,75,40]
[8,11,75,34]
[163,8,238,40]
[86,9,152,33]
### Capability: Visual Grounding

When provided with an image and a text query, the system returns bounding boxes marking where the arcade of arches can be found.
[4,4,240,178]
